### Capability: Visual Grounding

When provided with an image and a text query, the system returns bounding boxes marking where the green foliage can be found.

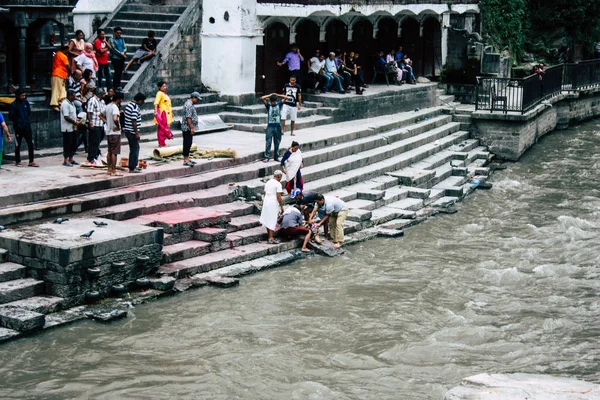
[480,0,528,61]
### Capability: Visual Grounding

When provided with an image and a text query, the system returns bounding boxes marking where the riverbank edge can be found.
[0,172,497,345]
[471,87,600,161]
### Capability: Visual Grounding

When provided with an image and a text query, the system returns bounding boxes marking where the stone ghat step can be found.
[118,4,188,13]
[0,262,27,283]
[0,278,45,305]
[0,107,449,222]
[158,240,302,278]
[111,19,177,31]
[103,117,460,222]
[116,11,181,22]
[231,114,334,133]
[0,307,45,332]
[220,107,323,124]
[228,215,261,232]
[0,296,64,314]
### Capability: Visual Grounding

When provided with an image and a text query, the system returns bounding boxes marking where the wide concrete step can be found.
[0,262,27,283]
[0,278,45,305]
[226,226,267,248]
[1,296,64,314]
[119,4,187,13]
[157,240,302,278]
[0,307,45,332]
[116,12,181,22]
[111,19,177,30]
[162,240,212,264]
[294,130,469,196]
[228,215,261,232]
[220,108,319,124]
[231,114,333,133]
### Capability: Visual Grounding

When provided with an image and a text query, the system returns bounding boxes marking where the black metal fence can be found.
[475,59,600,114]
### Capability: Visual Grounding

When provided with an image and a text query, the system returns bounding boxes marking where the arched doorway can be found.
[256,22,290,95]
[295,19,320,59]
[325,19,347,54]
[400,17,421,75]
[377,17,398,53]
[351,19,374,81]
[422,17,442,78]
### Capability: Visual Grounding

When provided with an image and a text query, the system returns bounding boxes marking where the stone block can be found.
[0,307,45,332]
[0,278,44,304]
[451,167,468,177]
[205,276,239,288]
[149,276,176,291]
[84,309,128,323]
[194,227,228,242]
[406,188,431,199]
[388,168,436,187]
[1,296,64,314]
[0,249,7,262]
[0,262,27,283]
[346,209,372,222]
[375,228,405,238]
[307,241,345,257]
[356,190,385,201]
[0,327,20,343]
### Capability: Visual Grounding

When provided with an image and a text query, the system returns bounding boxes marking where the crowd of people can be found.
[279,43,418,96]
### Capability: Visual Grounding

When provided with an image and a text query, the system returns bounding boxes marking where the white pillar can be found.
[201,0,262,105]
[441,12,451,67]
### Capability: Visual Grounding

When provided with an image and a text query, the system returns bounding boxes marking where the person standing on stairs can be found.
[277,43,304,88]
[123,92,146,173]
[105,92,124,176]
[60,90,82,167]
[9,89,38,167]
[49,45,70,112]
[108,27,127,90]
[94,29,112,89]
[260,170,285,244]
[180,91,202,167]
[0,112,13,170]
[280,141,303,194]
[260,92,287,163]
[86,87,106,166]
[281,76,302,137]
[154,81,173,147]
[311,194,349,249]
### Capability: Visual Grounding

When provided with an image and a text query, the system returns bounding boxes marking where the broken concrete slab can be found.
[307,241,346,257]
[194,227,228,242]
[406,187,431,199]
[205,276,239,288]
[346,208,372,222]
[0,307,45,332]
[374,228,405,238]
[84,309,128,323]
[0,327,20,343]
[148,276,176,291]
[2,296,64,314]
[356,189,385,201]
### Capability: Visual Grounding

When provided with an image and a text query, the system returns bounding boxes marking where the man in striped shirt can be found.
[85,88,105,165]
[67,70,83,114]
[123,93,146,173]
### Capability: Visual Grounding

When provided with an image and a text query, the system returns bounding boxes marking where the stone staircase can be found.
[101,0,188,89]
[0,249,64,338]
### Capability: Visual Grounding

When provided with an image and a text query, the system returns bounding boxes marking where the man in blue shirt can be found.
[108,27,128,90]
[261,92,287,162]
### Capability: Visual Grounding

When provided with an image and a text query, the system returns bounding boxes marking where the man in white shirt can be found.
[104,92,123,176]
[307,51,332,93]
[309,194,349,248]
[324,52,345,94]
[60,90,81,167]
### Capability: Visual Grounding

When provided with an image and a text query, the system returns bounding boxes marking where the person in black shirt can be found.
[344,51,365,94]
[281,75,302,136]
[125,30,158,71]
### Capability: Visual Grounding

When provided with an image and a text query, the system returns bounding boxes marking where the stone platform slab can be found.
[0,218,162,267]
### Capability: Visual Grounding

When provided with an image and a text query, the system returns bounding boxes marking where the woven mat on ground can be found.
[148,148,237,163]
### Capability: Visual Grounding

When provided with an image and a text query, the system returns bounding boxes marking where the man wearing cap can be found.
[310,194,349,248]
[60,90,82,167]
[86,87,106,166]
[123,92,146,173]
[259,170,285,244]
[180,91,201,167]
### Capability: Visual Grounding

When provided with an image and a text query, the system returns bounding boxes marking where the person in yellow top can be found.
[50,45,70,111]
[154,80,173,147]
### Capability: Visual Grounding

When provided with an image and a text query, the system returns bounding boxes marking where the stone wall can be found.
[471,88,600,160]
[123,0,203,96]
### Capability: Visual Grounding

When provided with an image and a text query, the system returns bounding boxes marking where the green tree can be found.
[480,0,529,61]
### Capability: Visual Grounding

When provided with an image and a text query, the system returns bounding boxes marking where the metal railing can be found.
[475,59,600,114]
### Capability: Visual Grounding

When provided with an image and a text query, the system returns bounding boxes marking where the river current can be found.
[1,120,599,399]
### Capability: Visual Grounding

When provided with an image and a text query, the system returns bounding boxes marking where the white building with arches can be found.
[201,0,480,104]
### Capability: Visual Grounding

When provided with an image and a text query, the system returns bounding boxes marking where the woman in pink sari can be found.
[154,81,173,147]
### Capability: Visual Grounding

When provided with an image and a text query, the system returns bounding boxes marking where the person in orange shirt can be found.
[50,45,70,111]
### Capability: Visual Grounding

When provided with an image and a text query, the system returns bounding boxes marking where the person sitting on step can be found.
[125,30,158,71]
[277,204,315,253]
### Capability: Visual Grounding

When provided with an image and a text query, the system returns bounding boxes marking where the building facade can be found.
[201,0,479,104]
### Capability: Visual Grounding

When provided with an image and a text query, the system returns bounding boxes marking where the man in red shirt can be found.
[94,29,112,89]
